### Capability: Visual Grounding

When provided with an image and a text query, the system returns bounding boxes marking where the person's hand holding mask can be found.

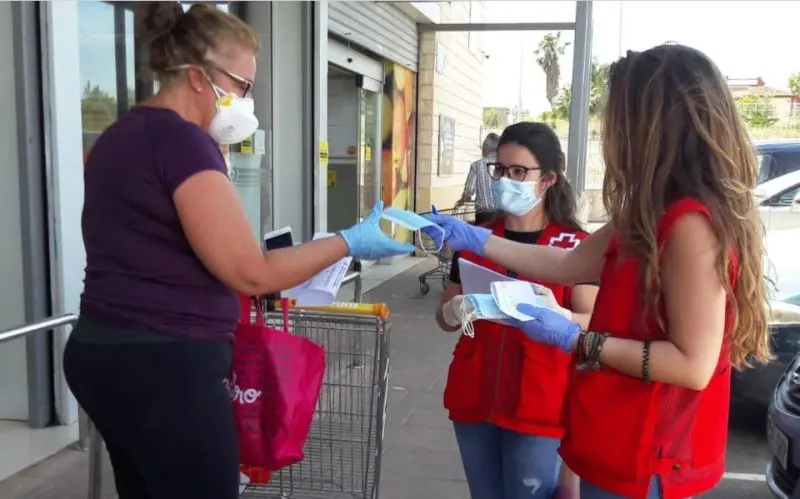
[423,207,491,255]
[339,201,415,260]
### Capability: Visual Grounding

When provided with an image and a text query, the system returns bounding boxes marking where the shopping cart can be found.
[417,201,476,295]
[242,301,391,499]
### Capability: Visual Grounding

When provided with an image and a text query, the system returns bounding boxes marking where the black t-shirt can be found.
[449,229,543,284]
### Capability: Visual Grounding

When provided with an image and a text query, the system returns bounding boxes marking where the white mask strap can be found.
[459,298,477,338]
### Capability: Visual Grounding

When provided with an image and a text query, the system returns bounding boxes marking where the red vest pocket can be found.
[515,342,569,427]
[562,369,661,483]
[443,338,482,412]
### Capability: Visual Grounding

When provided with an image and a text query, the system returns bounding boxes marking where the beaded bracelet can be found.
[576,331,608,371]
[642,340,652,383]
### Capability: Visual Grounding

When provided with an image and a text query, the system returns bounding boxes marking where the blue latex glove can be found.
[510,304,582,352]
[422,206,491,255]
[339,201,415,260]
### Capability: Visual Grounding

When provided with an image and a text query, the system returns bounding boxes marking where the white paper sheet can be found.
[285,233,353,306]
[458,258,516,295]
[490,281,541,321]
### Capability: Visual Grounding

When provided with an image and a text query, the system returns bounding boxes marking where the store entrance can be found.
[326,63,382,232]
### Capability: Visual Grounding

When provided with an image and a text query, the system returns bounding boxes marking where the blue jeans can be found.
[453,422,561,499]
[580,476,662,499]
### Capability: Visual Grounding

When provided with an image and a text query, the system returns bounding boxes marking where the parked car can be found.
[760,165,800,498]
[756,140,800,185]
[756,169,800,233]
[731,170,800,407]
[767,331,800,498]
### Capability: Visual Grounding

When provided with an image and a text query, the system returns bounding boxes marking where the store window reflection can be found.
[77,1,272,237]
[78,1,232,157]
[78,1,137,155]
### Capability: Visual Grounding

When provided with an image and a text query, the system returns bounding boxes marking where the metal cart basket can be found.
[417,202,476,295]
[242,303,391,499]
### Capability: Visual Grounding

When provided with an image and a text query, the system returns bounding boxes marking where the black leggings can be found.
[63,323,238,499]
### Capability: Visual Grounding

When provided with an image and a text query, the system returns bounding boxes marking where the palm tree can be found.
[534,33,571,106]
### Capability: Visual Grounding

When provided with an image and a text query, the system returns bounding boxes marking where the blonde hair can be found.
[601,44,771,368]
[138,2,259,80]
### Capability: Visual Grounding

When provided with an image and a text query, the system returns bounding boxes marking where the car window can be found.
[770,152,800,179]
[774,185,800,206]
[757,154,766,182]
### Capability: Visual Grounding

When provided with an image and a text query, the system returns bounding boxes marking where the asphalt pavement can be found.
[0,259,779,499]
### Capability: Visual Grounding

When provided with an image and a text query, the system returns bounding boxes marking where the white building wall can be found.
[271,2,310,240]
[416,1,487,211]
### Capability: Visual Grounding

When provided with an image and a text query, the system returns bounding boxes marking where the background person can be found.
[459,132,500,225]
[62,4,412,499]
[427,44,770,499]
[436,122,597,499]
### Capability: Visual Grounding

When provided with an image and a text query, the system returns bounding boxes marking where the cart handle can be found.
[276,299,391,321]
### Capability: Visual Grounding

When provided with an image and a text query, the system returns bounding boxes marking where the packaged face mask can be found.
[460,293,509,337]
[490,281,542,321]
[381,207,445,254]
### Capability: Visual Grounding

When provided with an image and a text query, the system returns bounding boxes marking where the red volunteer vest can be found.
[443,219,587,438]
[559,199,737,499]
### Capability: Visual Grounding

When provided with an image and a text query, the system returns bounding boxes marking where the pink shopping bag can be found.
[229,295,325,470]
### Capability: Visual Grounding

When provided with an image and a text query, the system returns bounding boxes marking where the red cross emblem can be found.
[548,232,580,250]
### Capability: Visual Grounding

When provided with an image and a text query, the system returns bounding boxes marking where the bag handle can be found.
[239,295,290,332]
[280,297,290,332]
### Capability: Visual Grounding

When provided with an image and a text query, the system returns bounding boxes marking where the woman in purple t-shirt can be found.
[62,3,412,499]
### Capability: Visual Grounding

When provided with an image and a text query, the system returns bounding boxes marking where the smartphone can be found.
[264,226,294,251]
[262,227,294,310]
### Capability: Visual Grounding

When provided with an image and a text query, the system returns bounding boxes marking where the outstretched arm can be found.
[482,223,614,285]
[515,213,728,391]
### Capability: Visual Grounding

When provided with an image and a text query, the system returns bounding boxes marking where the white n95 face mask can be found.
[459,294,508,337]
[380,207,445,254]
[209,85,259,145]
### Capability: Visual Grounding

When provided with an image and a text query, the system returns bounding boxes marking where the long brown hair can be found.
[602,44,770,367]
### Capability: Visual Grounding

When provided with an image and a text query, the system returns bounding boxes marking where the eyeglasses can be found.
[487,162,540,181]
[209,64,254,98]
[167,63,255,98]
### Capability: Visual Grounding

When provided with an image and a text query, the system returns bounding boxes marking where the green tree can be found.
[482,107,509,129]
[589,61,610,117]
[736,89,779,128]
[552,86,571,120]
[534,33,570,106]
[545,60,609,121]
[789,73,800,96]
[81,82,117,133]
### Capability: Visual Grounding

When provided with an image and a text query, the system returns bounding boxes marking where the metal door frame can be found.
[12,1,55,429]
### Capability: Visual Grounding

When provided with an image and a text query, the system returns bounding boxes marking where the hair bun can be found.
[140,2,183,40]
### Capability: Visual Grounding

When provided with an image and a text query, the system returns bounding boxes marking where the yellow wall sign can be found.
[319,140,329,166]
[239,135,254,154]
[327,170,336,187]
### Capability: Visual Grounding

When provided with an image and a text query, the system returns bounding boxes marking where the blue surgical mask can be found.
[491,177,540,216]
[459,294,508,337]
[381,207,444,254]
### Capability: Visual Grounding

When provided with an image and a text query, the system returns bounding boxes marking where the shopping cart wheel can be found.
[419,278,430,295]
